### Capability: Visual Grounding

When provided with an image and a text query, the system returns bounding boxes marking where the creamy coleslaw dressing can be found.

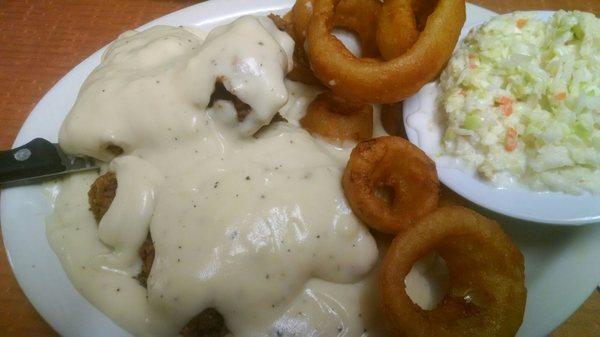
[49,15,435,337]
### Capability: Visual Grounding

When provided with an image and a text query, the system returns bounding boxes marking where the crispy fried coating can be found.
[181,309,229,337]
[88,172,117,222]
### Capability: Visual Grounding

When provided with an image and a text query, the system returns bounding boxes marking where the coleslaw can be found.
[439,11,600,194]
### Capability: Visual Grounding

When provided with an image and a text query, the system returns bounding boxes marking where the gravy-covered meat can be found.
[88,173,228,336]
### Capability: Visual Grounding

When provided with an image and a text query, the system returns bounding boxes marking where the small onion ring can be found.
[342,136,439,233]
[300,91,373,141]
[376,0,419,60]
[380,206,526,337]
[307,0,465,103]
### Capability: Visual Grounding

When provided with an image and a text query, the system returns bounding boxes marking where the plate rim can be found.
[1,2,598,337]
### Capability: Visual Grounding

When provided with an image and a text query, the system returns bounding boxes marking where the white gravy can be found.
[49,15,438,337]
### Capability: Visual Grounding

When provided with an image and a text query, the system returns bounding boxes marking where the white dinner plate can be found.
[1,1,599,337]
[403,10,600,225]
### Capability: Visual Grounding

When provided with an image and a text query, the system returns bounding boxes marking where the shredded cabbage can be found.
[439,11,600,194]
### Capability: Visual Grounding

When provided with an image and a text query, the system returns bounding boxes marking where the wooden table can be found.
[0,0,598,336]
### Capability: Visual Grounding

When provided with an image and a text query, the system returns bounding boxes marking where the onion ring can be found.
[380,206,526,337]
[376,0,419,60]
[300,91,373,141]
[342,136,439,233]
[307,0,465,103]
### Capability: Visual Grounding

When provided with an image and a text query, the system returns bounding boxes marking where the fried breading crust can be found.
[88,172,118,222]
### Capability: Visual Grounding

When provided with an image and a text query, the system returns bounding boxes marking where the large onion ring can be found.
[380,206,526,337]
[376,0,419,60]
[342,136,439,233]
[307,0,465,103]
[300,91,373,141]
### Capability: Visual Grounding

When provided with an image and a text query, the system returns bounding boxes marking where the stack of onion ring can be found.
[380,206,526,337]
[272,0,465,103]
[274,2,527,336]
[342,136,440,234]
[300,91,373,141]
[307,0,465,103]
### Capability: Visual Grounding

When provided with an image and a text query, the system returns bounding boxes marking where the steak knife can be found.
[0,138,98,187]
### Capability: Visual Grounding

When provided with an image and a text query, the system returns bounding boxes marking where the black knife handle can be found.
[0,138,66,184]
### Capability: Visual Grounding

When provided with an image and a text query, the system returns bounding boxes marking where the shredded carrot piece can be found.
[505,128,518,152]
[516,18,528,28]
[497,96,512,105]
[467,53,478,69]
[555,92,567,100]
[497,96,514,116]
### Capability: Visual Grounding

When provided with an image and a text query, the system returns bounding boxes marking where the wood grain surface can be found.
[0,1,598,336]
